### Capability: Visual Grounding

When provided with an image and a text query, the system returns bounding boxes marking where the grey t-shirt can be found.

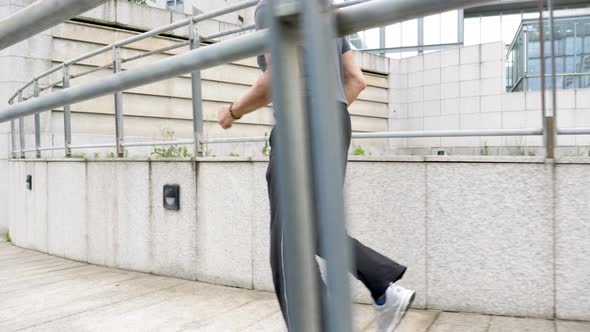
[254,0,351,105]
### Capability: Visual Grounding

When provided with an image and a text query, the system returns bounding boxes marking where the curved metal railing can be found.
[6,0,375,158]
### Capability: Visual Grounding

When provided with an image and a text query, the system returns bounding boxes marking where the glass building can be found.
[166,0,184,13]
[506,15,590,91]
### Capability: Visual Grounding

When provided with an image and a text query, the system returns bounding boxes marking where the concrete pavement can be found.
[0,241,588,332]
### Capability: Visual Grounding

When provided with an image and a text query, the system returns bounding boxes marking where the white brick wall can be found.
[387,41,590,155]
[441,48,459,67]
[460,64,480,81]
[441,66,460,83]
[442,98,460,115]
[460,45,480,64]
[442,82,460,99]
[459,97,480,114]
[577,90,590,108]
[423,69,441,86]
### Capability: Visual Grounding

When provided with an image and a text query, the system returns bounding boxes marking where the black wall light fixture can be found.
[163,184,180,211]
[26,175,32,190]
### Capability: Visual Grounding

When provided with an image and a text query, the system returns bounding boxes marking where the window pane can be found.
[385,23,401,48]
[364,28,381,49]
[577,22,590,77]
[441,10,458,43]
[424,14,441,45]
[401,51,418,58]
[502,14,522,46]
[464,17,481,46]
[481,15,502,43]
[348,32,365,49]
[401,19,418,46]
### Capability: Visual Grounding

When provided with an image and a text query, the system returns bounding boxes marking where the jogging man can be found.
[217,1,414,331]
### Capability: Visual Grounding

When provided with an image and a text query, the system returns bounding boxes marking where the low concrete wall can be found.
[6,157,590,321]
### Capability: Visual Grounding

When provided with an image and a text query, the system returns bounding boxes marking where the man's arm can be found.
[342,50,367,105]
[218,54,272,129]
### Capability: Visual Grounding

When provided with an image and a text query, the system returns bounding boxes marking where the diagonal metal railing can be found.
[0,0,109,50]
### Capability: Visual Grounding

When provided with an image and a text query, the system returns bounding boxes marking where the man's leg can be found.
[310,104,407,301]
[266,149,290,325]
[266,105,409,327]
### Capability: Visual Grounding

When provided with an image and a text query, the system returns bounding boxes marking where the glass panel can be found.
[577,21,590,80]
[364,28,381,49]
[464,17,481,46]
[348,32,365,49]
[424,14,441,45]
[502,14,522,46]
[528,77,540,90]
[481,15,502,43]
[401,19,418,46]
[563,75,575,89]
[385,23,401,48]
[401,51,418,59]
[166,0,174,10]
[441,10,458,43]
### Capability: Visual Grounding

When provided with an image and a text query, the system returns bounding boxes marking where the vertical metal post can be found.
[458,9,464,45]
[33,80,41,158]
[268,0,321,330]
[10,101,17,159]
[417,17,424,54]
[189,18,205,157]
[547,0,557,157]
[18,91,25,159]
[537,0,554,159]
[379,26,385,56]
[62,64,72,157]
[528,26,529,92]
[112,46,125,158]
[300,0,353,330]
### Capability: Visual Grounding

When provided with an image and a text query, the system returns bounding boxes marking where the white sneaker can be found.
[375,283,415,332]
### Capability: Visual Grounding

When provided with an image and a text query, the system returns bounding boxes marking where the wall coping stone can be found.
[8,156,590,164]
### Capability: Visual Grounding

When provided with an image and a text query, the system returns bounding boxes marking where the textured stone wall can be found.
[7,157,590,320]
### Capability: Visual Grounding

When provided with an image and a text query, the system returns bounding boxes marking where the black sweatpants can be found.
[265,103,407,327]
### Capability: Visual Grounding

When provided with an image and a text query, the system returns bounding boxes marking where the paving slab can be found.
[363,309,440,332]
[428,312,491,332]
[488,316,555,332]
[556,320,590,332]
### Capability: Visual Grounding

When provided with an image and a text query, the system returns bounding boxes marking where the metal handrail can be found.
[7,0,372,102]
[8,0,260,103]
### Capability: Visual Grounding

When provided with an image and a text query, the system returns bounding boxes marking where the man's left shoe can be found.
[374,283,415,332]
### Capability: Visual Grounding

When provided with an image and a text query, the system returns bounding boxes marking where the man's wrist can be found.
[229,103,242,120]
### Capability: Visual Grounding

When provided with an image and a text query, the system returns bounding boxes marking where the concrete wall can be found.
[6,157,590,320]
[388,42,590,157]
[0,0,40,237]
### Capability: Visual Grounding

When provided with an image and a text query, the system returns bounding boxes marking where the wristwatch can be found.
[229,103,242,120]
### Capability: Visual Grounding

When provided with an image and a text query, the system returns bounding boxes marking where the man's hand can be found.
[218,105,236,130]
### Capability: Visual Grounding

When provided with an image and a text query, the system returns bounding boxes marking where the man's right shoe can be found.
[374,283,415,332]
